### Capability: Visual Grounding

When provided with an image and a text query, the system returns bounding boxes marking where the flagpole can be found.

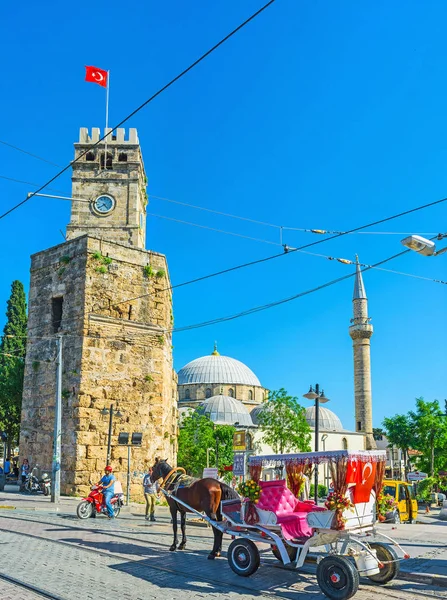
[104,70,110,169]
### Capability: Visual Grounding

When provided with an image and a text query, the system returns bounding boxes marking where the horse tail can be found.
[219,482,239,501]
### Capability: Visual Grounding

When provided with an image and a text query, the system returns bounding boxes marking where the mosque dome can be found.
[250,404,268,425]
[178,347,261,387]
[305,405,344,431]
[198,395,254,427]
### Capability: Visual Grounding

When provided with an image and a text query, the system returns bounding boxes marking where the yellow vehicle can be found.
[382,480,418,523]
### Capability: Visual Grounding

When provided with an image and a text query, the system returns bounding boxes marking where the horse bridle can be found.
[159,466,186,491]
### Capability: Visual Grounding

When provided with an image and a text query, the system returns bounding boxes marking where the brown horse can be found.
[150,459,239,559]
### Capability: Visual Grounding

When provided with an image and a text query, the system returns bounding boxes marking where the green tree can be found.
[382,413,414,475]
[0,281,27,451]
[409,398,447,478]
[177,411,235,476]
[373,427,386,441]
[257,388,311,454]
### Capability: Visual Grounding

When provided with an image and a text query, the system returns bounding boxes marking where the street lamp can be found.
[321,434,329,493]
[401,233,447,257]
[101,404,123,464]
[303,384,330,504]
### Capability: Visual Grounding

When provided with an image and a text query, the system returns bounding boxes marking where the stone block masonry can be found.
[20,234,177,499]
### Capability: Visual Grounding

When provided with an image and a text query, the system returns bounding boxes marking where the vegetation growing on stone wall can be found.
[32,361,40,371]
[92,252,113,273]
[157,335,165,345]
[61,389,71,399]
[0,280,27,451]
[60,255,71,265]
[155,269,165,278]
[144,374,153,383]
[57,267,66,278]
[143,265,154,278]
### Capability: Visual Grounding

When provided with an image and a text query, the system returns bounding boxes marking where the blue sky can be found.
[1,0,446,430]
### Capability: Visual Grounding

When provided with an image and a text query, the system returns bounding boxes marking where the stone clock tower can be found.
[66,128,147,248]
[20,128,178,498]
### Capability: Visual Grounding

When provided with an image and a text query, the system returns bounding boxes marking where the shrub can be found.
[155,269,165,278]
[143,265,154,278]
[309,484,328,499]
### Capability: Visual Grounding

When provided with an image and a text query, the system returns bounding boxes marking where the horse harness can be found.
[160,467,197,512]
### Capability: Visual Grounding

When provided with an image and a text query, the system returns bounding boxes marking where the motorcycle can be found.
[23,472,40,494]
[40,472,51,496]
[23,469,52,495]
[76,485,124,519]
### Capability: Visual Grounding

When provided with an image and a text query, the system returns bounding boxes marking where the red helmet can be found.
[105,465,113,472]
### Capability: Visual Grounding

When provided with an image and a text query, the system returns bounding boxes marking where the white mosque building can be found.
[177,259,374,457]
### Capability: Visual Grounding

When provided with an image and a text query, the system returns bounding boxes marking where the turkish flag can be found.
[354,461,376,503]
[346,458,359,484]
[85,66,108,88]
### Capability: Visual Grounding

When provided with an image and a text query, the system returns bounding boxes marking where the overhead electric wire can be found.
[171,247,415,333]
[6,241,445,344]
[148,212,446,284]
[0,0,277,222]
[149,193,438,236]
[0,139,61,167]
[114,194,447,307]
[0,175,65,194]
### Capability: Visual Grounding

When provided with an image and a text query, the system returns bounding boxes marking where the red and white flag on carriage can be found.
[347,459,376,503]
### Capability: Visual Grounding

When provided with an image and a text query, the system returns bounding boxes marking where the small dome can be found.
[250,404,268,425]
[178,352,261,387]
[198,395,253,427]
[305,405,343,431]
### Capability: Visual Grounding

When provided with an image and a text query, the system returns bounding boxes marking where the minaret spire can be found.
[349,256,375,449]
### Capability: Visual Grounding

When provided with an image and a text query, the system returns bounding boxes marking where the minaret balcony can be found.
[349,323,373,339]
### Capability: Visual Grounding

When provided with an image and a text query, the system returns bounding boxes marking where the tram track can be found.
[0,513,443,600]
[0,571,64,600]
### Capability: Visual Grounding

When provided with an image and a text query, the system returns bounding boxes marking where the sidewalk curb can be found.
[398,571,447,588]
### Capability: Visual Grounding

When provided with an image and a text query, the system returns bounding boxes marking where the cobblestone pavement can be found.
[0,511,446,600]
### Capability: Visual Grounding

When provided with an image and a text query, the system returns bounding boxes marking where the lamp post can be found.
[401,233,447,257]
[303,384,330,504]
[321,434,329,492]
[101,404,123,464]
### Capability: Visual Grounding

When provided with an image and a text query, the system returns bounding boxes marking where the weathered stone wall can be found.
[20,234,177,499]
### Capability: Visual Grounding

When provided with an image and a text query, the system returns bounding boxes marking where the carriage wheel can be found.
[271,543,297,563]
[227,539,260,577]
[316,555,359,600]
[367,542,400,585]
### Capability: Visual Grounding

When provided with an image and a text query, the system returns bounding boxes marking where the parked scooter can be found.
[39,472,51,496]
[76,485,124,519]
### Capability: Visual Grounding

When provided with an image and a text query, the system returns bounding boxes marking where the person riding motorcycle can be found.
[97,465,116,519]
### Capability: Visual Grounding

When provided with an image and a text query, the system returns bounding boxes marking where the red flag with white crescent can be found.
[85,66,108,88]
[354,461,377,503]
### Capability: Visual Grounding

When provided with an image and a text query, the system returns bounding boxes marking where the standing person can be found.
[143,467,159,522]
[4,457,11,477]
[21,459,30,484]
[98,465,116,519]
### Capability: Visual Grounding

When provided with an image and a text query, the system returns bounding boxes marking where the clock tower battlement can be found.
[66,127,148,249]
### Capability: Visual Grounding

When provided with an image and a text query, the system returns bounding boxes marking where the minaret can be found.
[349,256,376,449]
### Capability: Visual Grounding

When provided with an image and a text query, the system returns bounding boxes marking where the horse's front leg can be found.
[169,505,178,551]
[178,511,187,550]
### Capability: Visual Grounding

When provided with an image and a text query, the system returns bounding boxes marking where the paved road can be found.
[0,510,446,600]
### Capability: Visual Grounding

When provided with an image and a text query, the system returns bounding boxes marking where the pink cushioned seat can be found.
[257,480,322,540]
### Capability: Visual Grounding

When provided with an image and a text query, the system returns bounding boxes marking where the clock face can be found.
[93,195,115,215]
